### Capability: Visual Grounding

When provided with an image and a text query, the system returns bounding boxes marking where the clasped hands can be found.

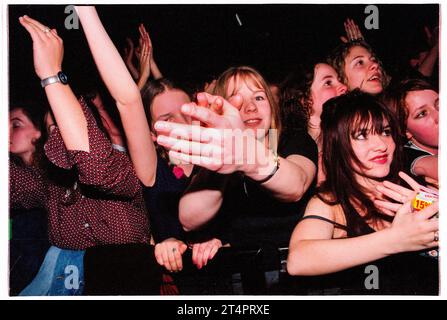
[154,92,275,176]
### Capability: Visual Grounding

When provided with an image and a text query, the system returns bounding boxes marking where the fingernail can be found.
[154,121,166,130]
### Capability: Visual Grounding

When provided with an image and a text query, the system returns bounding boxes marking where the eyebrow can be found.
[350,55,364,63]
[412,104,427,113]
[321,75,334,81]
[11,117,23,121]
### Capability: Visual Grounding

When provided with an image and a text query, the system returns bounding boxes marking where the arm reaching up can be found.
[75,6,157,186]
[19,15,89,152]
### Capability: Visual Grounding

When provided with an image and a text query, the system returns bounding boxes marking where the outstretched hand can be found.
[154,92,248,173]
[19,15,63,80]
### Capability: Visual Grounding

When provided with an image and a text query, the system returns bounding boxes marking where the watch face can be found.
[58,71,68,84]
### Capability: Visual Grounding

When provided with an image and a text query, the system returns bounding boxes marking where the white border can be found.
[2,0,446,301]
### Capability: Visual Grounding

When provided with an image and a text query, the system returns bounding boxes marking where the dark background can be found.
[9,4,439,105]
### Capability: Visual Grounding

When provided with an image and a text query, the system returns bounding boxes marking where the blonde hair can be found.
[212,66,282,139]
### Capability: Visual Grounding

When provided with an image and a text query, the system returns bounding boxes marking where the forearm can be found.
[77,6,157,185]
[150,60,163,80]
[45,83,89,151]
[418,45,438,77]
[179,170,229,231]
[137,71,150,90]
[127,61,140,80]
[244,141,315,202]
[287,229,397,276]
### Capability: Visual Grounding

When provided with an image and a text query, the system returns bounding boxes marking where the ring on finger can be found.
[43,27,50,33]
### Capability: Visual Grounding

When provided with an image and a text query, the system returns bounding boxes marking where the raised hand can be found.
[136,24,152,89]
[19,15,63,80]
[154,238,188,272]
[191,238,223,270]
[139,24,163,80]
[340,18,364,43]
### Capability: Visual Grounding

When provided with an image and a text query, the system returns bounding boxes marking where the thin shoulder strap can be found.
[300,215,348,231]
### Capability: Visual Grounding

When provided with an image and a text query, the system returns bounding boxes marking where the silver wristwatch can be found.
[40,71,68,88]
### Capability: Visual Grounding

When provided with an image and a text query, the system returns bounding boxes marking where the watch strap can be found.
[41,75,60,88]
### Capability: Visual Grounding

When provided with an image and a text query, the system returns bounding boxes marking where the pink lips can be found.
[370,154,388,164]
[244,118,262,127]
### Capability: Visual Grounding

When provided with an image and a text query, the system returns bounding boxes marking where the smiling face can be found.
[9,108,41,165]
[226,75,272,137]
[310,63,347,117]
[344,46,384,95]
[350,117,395,180]
[405,89,439,153]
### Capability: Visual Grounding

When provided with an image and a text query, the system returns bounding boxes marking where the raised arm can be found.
[19,15,89,152]
[418,26,439,78]
[75,6,157,186]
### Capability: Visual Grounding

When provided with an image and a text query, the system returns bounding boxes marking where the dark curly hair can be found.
[328,40,390,92]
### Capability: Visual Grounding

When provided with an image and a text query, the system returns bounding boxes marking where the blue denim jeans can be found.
[19,246,85,296]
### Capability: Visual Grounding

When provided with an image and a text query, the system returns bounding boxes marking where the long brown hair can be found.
[319,90,403,235]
